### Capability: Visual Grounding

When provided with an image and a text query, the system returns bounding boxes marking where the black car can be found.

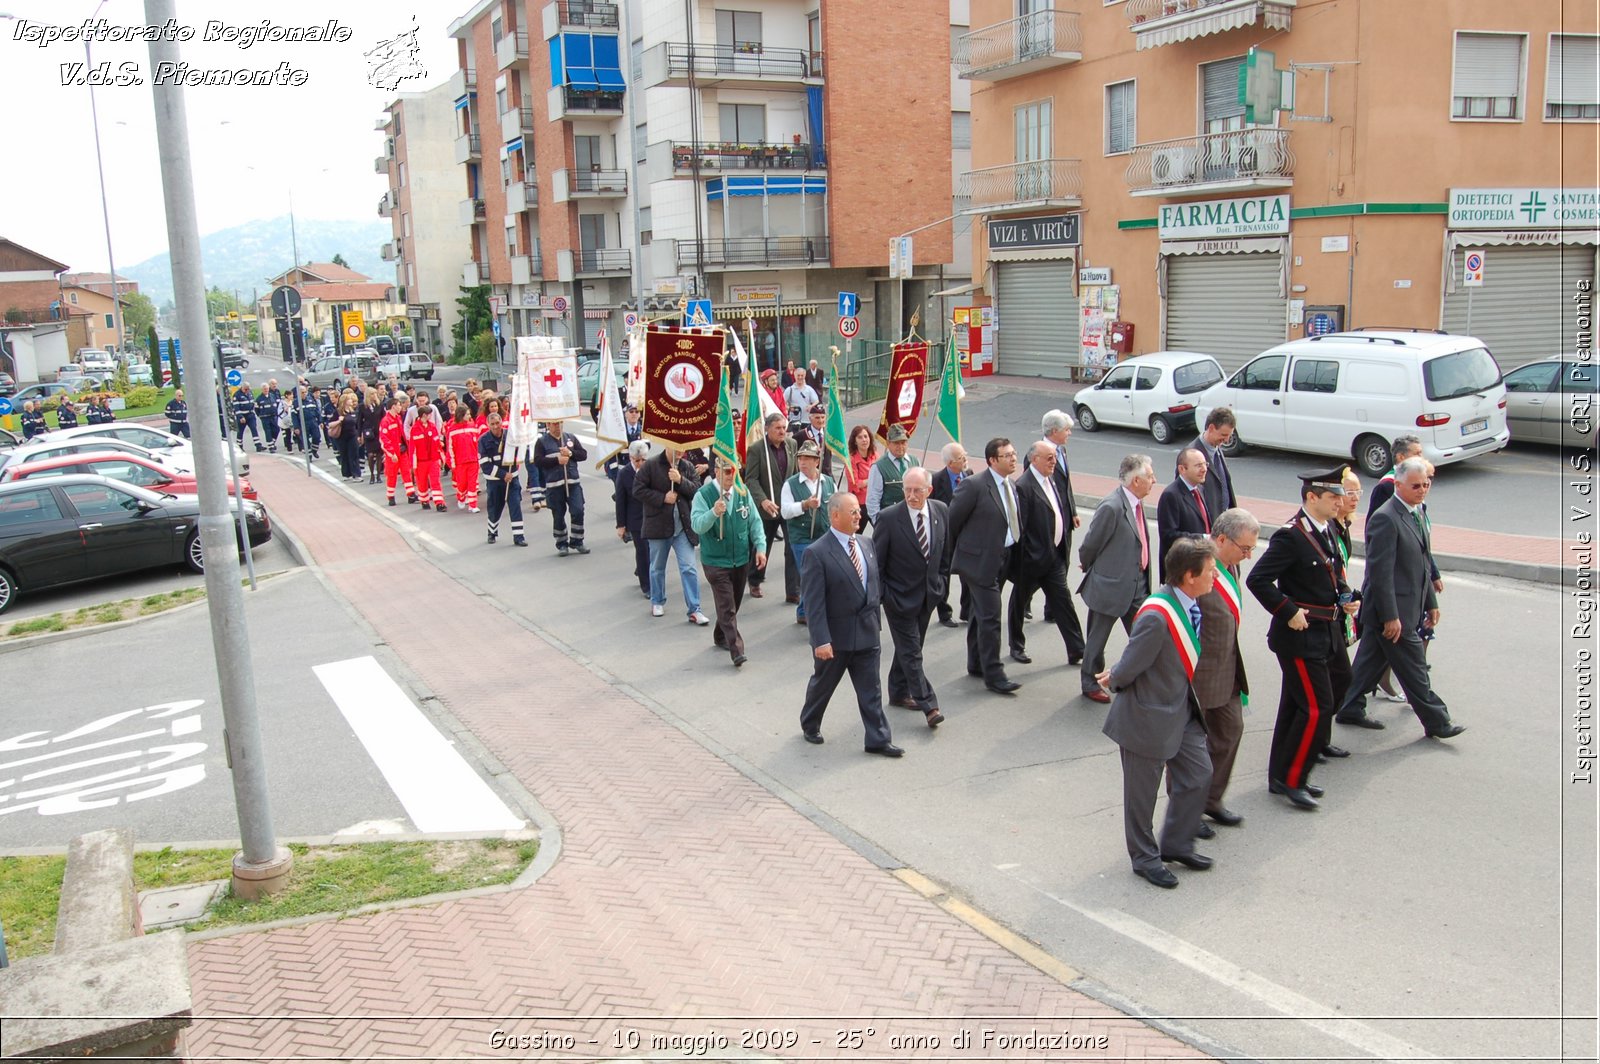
[0,474,271,613]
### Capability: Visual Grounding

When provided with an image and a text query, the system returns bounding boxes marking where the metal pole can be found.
[145,0,289,895]
[214,344,256,590]
[684,0,706,296]
[86,28,125,357]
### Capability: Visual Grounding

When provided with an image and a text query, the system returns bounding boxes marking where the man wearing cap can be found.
[1245,466,1361,810]
[780,439,837,624]
[866,424,912,522]
[1156,448,1213,583]
[692,456,767,665]
[743,412,799,603]
[792,403,834,477]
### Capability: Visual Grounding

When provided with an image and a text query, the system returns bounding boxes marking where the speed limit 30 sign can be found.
[838,315,860,339]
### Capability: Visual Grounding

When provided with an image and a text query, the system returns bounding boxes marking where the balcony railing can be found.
[1127,0,1296,50]
[496,28,529,69]
[675,236,830,270]
[557,0,619,29]
[647,42,822,87]
[455,132,482,164]
[459,197,487,226]
[506,179,538,213]
[501,104,535,140]
[570,168,628,194]
[446,68,477,99]
[955,10,1083,80]
[463,261,492,287]
[377,190,397,218]
[575,248,631,274]
[1124,127,1294,195]
[381,241,400,262]
[557,86,625,116]
[374,154,390,174]
[961,159,1083,213]
[511,245,543,285]
[2,307,60,324]
[671,140,824,172]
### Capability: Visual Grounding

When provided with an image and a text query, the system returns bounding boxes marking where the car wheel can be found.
[1354,434,1391,479]
[0,567,16,614]
[1149,414,1174,444]
[1075,404,1100,432]
[1220,433,1245,459]
[184,530,205,574]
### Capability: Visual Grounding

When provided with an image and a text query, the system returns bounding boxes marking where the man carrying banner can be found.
[533,420,590,556]
[692,456,767,664]
[743,412,798,603]
[866,424,912,522]
[478,411,527,546]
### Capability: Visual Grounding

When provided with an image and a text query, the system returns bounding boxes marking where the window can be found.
[1173,359,1222,395]
[1101,364,1136,390]
[579,213,607,251]
[1423,347,1502,400]
[1503,362,1559,392]
[952,112,971,150]
[1234,355,1285,391]
[1202,57,1245,131]
[716,9,762,51]
[1560,361,1599,393]
[1453,32,1525,119]
[1015,100,1051,161]
[62,482,139,516]
[1134,367,1161,391]
[0,488,64,527]
[398,162,407,187]
[1547,34,1600,120]
[576,134,602,171]
[104,313,114,329]
[633,122,648,164]
[638,206,651,232]
[719,103,767,144]
[69,291,78,304]
[505,223,518,257]
[1105,80,1135,155]
[1291,358,1340,394]
[491,16,504,45]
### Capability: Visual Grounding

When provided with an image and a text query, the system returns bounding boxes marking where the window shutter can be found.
[1453,33,1522,98]
[1106,81,1134,154]
[1548,34,1600,106]
[1202,59,1245,123]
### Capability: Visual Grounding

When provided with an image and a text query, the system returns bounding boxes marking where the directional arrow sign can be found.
[226,369,243,387]
[838,292,858,318]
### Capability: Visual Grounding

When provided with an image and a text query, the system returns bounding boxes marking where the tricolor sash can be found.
[1213,565,1243,625]
[1137,591,1201,681]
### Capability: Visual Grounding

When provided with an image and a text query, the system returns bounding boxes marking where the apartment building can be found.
[447,0,965,367]
[378,81,469,355]
[960,0,1598,379]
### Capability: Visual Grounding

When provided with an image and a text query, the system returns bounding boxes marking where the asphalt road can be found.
[274,439,1594,1064]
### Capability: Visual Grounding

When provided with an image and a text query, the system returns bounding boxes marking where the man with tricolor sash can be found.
[1192,508,1261,837]
[1097,537,1220,890]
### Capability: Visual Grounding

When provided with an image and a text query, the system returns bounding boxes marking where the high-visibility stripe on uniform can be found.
[1287,658,1321,788]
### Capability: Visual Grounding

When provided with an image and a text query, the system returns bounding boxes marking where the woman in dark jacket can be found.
[333,393,361,480]
[358,390,383,482]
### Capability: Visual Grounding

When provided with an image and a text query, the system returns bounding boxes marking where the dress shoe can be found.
[1303,782,1325,798]
[1134,866,1179,889]
[939,616,961,629]
[1426,723,1466,739]
[785,595,799,604]
[1068,655,1084,665]
[925,709,944,728]
[802,732,824,745]
[732,654,747,668]
[985,679,1021,694]
[1337,714,1386,730]
[967,667,984,677]
[1205,807,1244,827]
[865,744,905,758]
[1009,649,1032,664]
[513,535,527,547]
[1194,822,1216,840]
[890,697,920,709]
[1321,745,1350,758]
[1082,688,1111,704]
[1160,851,1214,871]
[1313,753,1328,764]
[1268,779,1320,809]
[750,585,764,598]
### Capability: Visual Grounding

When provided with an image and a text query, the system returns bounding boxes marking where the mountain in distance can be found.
[124,216,392,306]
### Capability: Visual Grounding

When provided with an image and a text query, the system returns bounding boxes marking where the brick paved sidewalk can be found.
[184,458,1210,1060]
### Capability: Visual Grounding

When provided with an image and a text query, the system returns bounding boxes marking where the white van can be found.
[75,348,116,375]
[1194,330,1509,477]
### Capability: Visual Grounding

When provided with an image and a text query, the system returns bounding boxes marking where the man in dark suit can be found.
[1366,434,1423,517]
[791,402,833,477]
[929,442,970,628]
[613,440,650,596]
[799,493,902,757]
[873,467,950,728]
[1193,508,1259,834]
[947,437,1023,694]
[1098,537,1218,889]
[742,412,798,602]
[1338,458,1464,738]
[1189,406,1237,522]
[1007,441,1086,667]
[1078,454,1157,704]
[1156,448,1213,583]
[805,359,826,395]
[1039,410,1083,634]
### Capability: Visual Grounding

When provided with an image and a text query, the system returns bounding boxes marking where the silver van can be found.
[305,352,379,391]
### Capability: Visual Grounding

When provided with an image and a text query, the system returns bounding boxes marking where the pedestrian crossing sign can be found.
[685,299,713,328]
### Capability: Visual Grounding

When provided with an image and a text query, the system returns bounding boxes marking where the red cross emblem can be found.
[520,404,530,419]
[543,368,563,388]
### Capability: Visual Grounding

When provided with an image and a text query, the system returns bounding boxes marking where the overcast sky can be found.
[0,0,466,273]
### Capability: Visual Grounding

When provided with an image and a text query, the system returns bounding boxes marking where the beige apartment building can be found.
[961,0,1599,378]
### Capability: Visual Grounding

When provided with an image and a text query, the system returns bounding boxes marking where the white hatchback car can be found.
[1071,351,1226,444]
[39,421,249,476]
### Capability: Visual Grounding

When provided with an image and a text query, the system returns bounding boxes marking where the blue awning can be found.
[711,175,828,199]
[563,33,600,91]
[593,35,625,90]
[504,137,523,155]
[454,95,472,110]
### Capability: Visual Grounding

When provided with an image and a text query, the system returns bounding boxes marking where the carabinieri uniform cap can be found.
[1298,465,1348,495]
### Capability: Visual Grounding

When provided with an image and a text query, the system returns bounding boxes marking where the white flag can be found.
[733,329,785,424]
[626,324,647,408]
[593,329,628,468]
[518,335,580,422]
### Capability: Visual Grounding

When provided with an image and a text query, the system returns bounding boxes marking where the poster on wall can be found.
[1079,285,1120,372]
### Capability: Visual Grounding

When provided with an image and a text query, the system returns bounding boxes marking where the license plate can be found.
[1461,418,1488,436]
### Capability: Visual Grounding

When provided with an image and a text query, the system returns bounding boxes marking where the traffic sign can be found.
[838,316,860,339]
[1463,250,1485,288]
[684,299,713,328]
[0,397,13,416]
[270,285,302,318]
[623,311,639,330]
[551,295,569,313]
[226,369,243,387]
[837,292,858,318]
[492,319,502,340]
[341,309,366,343]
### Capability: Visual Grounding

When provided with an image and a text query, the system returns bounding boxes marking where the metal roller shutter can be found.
[1165,252,1285,373]
[1442,244,1596,372]
[995,259,1077,378]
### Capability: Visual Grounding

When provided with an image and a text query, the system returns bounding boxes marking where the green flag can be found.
[935,333,961,443]
[824,371,850,482]
[712,362,740,473]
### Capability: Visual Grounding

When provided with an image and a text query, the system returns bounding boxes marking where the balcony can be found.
[381,241,400,262]
[455,132,482,164]
[1128,0,1295,50]
[511,245,544,286]
[459,197,487,226]
[374,154,390,174]
[960,159,1082,215]
[506,179,538,213]
[651,140,824,183]
[445,68,478,99]
[553,167,627,201]
[549,0,619,30]
[500,104,534,142]
[548,84,625,120]
[496,29,529,70]
[377,189,398,218]
[462,261,492,287]
[573,248,632,276]
[1125,128,1294,196]
[641,42,822,89]
[674,236,830,270]
[955,10,1083,80]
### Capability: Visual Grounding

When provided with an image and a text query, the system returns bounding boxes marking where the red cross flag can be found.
[626,323,647,408]
[517,335,580,422]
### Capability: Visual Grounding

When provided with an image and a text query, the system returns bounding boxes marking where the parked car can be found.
[577,356,626,407]
[55,375,107,394]
[216,344,250,369]
[1072,351,1225,443]
[1501,356,1597,448]
[126,363,155,386]
[38,421,248,476]
[305,352,380,391]
[1194,329,1509,477]
[1,436,194,478]
[370,334,397,356]
[0,371,15,397]
[74,349,116,375]
[11,382,71,406]
[0,474,271,613]
[377,352,434,382]
[2,450,257,500]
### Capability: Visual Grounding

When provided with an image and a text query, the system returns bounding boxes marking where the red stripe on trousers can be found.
[1287,658,1320,788]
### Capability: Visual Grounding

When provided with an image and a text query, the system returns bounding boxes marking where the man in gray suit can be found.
[1098,537,1218,889]
[799,493,903,757]
[1337,458,1465,738]
[1078,454,1157,703]
[1193,508,1259,834]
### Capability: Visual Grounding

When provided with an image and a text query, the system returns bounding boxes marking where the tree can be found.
[147,326,162,389]
[122,291,156,342]
[332,253,349,268]
[452,285,491,360]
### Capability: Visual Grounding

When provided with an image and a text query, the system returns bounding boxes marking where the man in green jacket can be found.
[692,456,769,666]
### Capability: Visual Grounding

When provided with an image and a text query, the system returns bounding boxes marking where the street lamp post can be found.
[86,1,126,355]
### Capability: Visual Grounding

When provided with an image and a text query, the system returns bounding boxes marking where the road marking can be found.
[312,656,524,833]
[999,869,1441,1063]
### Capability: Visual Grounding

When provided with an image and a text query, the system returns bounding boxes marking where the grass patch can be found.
[2,615,66,636]
[2,586,211,640]
[0,838,537,962]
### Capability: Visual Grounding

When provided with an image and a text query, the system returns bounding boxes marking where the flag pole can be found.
[749,317,775,501]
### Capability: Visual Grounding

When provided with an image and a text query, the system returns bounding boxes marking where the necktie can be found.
[1002,479,1020,542]
[1134,500,1149,570]
[848,535,864,583]
[916,509,929,558]
[1193,486,1210,532]
[1410,509,1429,549]
[1046,477,1063,545]
[1188,601,1202,633]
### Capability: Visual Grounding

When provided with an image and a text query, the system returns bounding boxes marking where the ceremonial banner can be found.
[876,341,928,442]
[824,345,850,484]
[626,324,648,408]
[518,336,580,422]
[642,325,723,449]
[592,329,629,470]
[733,329,765,462]
[712,364,741,474]
[935,332,962,443]
[505,369,537,463]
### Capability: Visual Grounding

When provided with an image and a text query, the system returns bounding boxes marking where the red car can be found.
[0,450,259,500]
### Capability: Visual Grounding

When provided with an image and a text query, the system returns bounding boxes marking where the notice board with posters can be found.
[956,307,994,376]
[1079,284,1120,375]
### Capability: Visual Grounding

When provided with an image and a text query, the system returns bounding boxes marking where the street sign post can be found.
[269,285,302,318]
[226,369,243,387]
[684,299,713,328]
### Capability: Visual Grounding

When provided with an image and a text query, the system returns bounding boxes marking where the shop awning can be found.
[1134,1,1293,52]
[1449,229,1599,248]
[715,303,821,320]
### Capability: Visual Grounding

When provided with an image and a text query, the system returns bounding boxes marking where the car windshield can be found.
[1423,346,1502,401]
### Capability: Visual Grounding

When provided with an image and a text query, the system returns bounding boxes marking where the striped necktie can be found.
[916,509,929,558]
[847,536,864,582]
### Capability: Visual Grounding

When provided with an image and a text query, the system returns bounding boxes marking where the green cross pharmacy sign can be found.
[1448,187,1600,229]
